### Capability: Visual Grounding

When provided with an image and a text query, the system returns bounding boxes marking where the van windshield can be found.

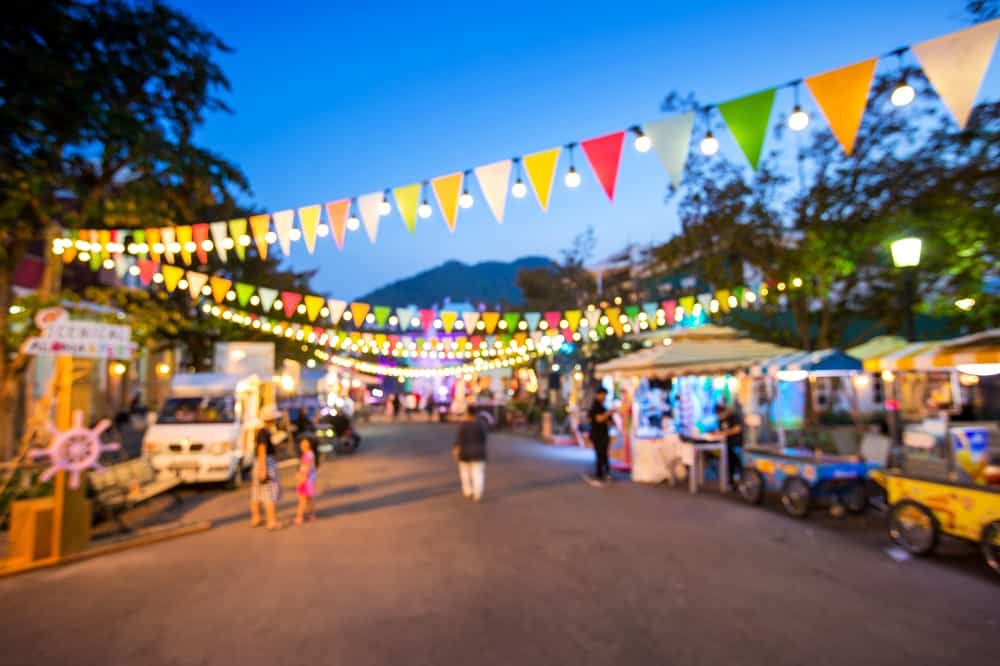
[157,396,236,424]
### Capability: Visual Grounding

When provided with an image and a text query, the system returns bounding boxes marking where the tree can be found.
[0,0,250,456]
[518,227,599,311]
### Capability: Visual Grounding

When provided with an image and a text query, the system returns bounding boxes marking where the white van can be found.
[143,373,277,487]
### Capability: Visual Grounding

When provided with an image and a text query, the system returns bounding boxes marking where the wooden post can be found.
[50,355,90,558]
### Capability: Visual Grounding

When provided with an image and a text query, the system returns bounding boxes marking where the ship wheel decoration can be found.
[30,410,120,489]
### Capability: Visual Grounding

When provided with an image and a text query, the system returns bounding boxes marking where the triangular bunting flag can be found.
[327,299,348,325]
[374,305,391,327]
[662,299,677,326]
[604,307,622,335]
[514,332,527,346]
[431,173,463,232]
[585,309,601,330]
[911,19,1000,129]
[249,214,270,260]
[624,305,640,323]
[440,310,458,333]
[503,312,520,333]
[357,193,381,244]
[679,296,695,317]
[186,271,208,299]
[281,291,303,319]
[302,295,324,322]
[258,287,278,313]
[228,218,248,260]
[645,113,695,188]
[524,312,541,331]
[298,204,322,254]
[351,302,371,327]
[192,223,209,264]
[210,276,232,304]
[137,259,158,286]
[160,227,175,263]
[481,312,500,334]
[146,228,161,261]
[176,226,193,265]
[543,311,562,331]
[805,58,877,156]
[716,289,732,312]
[419,309,436,332]
[209,221,229,262]
[580,131,626,200]
[272,210,295,256]
[642,302,658,325]
[324,199,350,250]
[235,283,255,308]
[161,265,184,293]
[114,254,129,279]
[393,183,421,233]
[564,310,582,332]
[396,306,416,331]
[474,160,511,223]
[461,311,480,333]
[522,147,561,211]
[718,88,776,170]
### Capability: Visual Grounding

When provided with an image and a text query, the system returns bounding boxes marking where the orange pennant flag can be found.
[298,205,322,254]
[146,228,161,261]
[161,265,184,293]
[249,214,270,260]
[431,172,463,232]
[604,307,623,335]
[350,302,371,327]
[805,58,877,156]
[210,276,232,304]
[481,312,500,334]
[324,199,350,250]
[522,147,561,211]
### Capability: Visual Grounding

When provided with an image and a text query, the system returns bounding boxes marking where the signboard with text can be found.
[21,308,135,360]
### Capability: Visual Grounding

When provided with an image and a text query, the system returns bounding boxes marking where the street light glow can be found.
[890,237,922,268]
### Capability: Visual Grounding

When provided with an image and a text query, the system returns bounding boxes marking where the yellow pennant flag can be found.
[564,310,582,332]
[161,265,184,293]
[249,214,270,260]
[805,58,877,156]
[679,296,695,316]
[176,226,193,264]
[350,302,371,327]
[228,218,248,260]
[393,183,421,233]
[298,205,322,254]
[146,228,161,261]
[716,289,731,312]
[522,147,561,211]
[431,172,463,232]
[98,230,111,258]
[304,294,325,322]
[210,276,232,304]
[481,312,500,334]
[604,307,623,335]
[440,310,458,333]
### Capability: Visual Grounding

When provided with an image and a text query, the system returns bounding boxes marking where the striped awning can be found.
[862,329,1000,372]
[750,349,862,377]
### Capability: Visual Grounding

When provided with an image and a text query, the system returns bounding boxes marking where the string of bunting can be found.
[51,21,1000,261]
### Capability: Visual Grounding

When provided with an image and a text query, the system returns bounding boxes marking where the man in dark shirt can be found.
[716,401,744,485]
[587,387,612,486]
[453,410,488,501]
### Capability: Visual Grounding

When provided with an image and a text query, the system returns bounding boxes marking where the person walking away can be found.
[586,387,612,486]
[294,437,317,525]
[716,401,744,487]
[250,408,282,530]
[453,411,487,501]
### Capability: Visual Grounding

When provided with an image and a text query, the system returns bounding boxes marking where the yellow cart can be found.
[873,470,1000,575]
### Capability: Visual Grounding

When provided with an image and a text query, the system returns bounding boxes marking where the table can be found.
[631,435,681,484]
[679,440,728,495]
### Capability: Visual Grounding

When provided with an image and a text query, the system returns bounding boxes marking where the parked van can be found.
[143,373,277,487]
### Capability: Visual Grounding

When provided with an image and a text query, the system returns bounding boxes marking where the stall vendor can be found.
[714,401,744,485]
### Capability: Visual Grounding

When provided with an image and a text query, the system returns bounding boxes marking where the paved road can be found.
[2,423,998,665]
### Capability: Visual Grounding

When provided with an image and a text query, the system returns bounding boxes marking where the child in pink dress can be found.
[294,438,317,525]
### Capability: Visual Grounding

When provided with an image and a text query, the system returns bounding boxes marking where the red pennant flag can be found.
[580,131,625,201]
[281,291,303,319]
[470,335,483,349]
[192,223,210,264]
[324,199,350,250]
[661,299,677,326]
[137,259,158,286]
[544,311,562,331]
[420,309,437,332]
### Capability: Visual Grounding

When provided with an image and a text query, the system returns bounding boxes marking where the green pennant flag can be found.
[503,312,520,332]
[624,305,640,322]
[718,88,776,170]
[235,283,255,308]
[374,305,391,327]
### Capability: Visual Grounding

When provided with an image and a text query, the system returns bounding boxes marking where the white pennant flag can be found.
[357,192,382,244]
[160,227,176,264]
[186,271,208,299]
[258,287,278,312]
[474,160,512,223]
[396,306,416,331]
[327,299,348,325]
[209,221,229,262]
[912,19,1000,129]
[645,112,695,188]
[114,254,129,279]
[461,311,481,333]
[585,309,601,330]
[272,210,295,256]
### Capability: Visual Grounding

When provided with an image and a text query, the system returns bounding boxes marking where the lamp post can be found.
[891,237,922,341]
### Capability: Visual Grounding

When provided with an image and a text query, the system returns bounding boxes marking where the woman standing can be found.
[250,408,282,530]
[453,411,488,502]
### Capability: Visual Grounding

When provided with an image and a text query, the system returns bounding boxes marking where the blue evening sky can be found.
[171,0,994,300]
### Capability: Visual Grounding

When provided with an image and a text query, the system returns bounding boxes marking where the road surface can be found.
[2,422,997,665]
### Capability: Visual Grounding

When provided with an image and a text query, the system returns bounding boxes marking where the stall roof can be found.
[750,349,862,377]
[596,326,797,379]
[846,335,909,361]
[862,328,1000,372]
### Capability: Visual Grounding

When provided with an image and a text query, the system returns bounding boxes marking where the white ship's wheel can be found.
[30,410,121,489]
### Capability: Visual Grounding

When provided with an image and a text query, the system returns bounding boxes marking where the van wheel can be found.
[780,477,811,518]
[842,483,867,514]
[889,500,938,556]
[738,468,765,505]
[979,521,1000,574]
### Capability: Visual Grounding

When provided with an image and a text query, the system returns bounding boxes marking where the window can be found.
[157,396,236,424]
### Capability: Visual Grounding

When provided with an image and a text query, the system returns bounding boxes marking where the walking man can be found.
[453,410,488,502]
[586,387,612,486]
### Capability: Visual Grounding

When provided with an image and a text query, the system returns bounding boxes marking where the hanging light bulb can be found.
[564,143,581,188]
[459,189,474,209]
[631,125,652,152]
[891,80,915,107]
[346,214,361,231]
[788,105,809,131]
[316,223,329,237]
[700,131,719,156]
[418,200,433,219]
[511,158,527,198]
[378,191,392,216]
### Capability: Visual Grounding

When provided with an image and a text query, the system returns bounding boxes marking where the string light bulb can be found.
[890,50,915,107]
[631,125,652,152]
[700,131,719,156]
[418,200,433,219]
[378,190,392,216]
[458,170,473,209]
[788,81,809,131]
[346,214,361,231]
[564,143,581,188]
[512,178,527,198]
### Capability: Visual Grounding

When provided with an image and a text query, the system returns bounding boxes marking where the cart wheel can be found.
[980,521,1000,575]
[889,500,939,556]
[780,477,811,518]
[842,483,867,514]
[738,468,765,505]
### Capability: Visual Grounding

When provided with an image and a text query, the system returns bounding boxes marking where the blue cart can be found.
[737,446,882,518]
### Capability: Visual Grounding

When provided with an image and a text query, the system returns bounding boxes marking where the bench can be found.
[89,458,182,531]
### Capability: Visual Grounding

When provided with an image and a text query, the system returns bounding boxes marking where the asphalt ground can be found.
[1,422,997,666]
